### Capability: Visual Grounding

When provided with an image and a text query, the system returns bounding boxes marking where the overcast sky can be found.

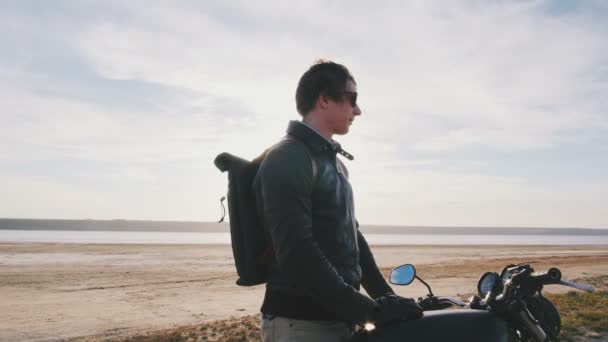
[1,1,607,227]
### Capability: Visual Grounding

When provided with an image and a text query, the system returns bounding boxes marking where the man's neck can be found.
[302,117,333,141]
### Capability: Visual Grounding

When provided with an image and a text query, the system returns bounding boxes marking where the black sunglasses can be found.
[341,91,358,107]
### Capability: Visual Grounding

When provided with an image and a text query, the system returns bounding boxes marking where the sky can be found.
[1,0,607,228]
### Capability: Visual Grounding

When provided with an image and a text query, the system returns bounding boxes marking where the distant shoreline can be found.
[1,218,607,235]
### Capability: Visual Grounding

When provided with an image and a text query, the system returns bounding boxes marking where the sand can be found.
[1,243,607,341]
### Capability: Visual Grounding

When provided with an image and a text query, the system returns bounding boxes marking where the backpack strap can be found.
[284,136,318,188]
[303,144,318,188]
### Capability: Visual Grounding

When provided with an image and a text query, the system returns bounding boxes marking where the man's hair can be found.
[295,60,355,116]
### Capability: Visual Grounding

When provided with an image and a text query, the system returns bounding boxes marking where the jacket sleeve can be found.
[357,229,395,299]
[254,143,376,323]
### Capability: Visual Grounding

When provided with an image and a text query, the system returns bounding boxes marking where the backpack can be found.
[214,139,317,286]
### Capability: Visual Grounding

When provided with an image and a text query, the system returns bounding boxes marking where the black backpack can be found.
[214,140,317,286]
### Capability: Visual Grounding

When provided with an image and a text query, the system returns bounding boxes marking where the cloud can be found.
[0,1,607,226]
[72,1,608,153]
[72,1,608,139]
[358,2,607,152]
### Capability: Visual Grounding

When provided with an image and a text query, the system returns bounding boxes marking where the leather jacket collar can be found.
[286,121,354,160]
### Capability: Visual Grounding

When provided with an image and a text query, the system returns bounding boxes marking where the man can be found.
[253,60,422,342]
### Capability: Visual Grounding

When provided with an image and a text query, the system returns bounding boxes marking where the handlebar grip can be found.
[416,297,433,310]
[530,268,561,284]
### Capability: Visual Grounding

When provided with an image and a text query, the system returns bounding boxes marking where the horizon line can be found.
[1,217,606,230]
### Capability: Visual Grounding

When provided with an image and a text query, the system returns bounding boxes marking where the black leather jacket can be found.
[253,121,393,322]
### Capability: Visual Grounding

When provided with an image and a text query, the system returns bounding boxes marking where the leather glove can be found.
[370,294,423,326]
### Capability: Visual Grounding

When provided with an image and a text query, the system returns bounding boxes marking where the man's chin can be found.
[334,126,350,135]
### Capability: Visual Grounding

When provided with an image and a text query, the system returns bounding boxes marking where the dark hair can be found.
[295,60,355,116]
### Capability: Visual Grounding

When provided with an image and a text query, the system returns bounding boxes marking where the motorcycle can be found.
[352,263,595,341]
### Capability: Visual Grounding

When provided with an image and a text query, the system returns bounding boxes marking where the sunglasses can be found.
[341,91,358,107]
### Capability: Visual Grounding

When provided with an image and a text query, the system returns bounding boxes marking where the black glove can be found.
[371,294,423,326]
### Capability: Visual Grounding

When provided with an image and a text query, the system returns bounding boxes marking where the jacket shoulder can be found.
[254,137,315,195]
[263,137,311,166]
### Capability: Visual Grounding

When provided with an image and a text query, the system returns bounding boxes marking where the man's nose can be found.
[354,105,362,116]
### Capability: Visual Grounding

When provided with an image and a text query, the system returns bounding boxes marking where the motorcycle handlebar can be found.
[529,267,562,284]
[437,297,467,307]
[417,296,467,310]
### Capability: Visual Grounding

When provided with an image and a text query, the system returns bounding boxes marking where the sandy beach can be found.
[1,243,607,341]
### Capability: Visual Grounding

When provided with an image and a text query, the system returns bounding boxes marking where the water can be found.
[0,230,230,244]
[1,230,607,245]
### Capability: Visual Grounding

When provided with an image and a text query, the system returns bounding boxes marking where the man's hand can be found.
[370,294,423,326]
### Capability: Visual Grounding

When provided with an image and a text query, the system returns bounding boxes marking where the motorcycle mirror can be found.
[478,272,499,297]
[389,264,416,285]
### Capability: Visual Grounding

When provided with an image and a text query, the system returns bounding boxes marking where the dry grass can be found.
[103,315,261,342]
[545,289,608,341]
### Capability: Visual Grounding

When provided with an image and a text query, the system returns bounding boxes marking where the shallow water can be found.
[1,230,607,245]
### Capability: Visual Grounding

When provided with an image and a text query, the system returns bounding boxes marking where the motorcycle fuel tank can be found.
[361,309,508,342]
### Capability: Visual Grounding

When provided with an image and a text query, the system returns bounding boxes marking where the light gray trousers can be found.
[261,315,354,342]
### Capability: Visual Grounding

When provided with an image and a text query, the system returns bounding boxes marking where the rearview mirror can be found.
[389,264,416,285]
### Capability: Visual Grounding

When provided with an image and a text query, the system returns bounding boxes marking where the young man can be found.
[253,61,422,342]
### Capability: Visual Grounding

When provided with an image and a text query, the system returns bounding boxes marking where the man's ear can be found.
[317,94,330,110]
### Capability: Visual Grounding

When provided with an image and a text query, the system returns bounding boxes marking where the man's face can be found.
[325,79,362,135]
